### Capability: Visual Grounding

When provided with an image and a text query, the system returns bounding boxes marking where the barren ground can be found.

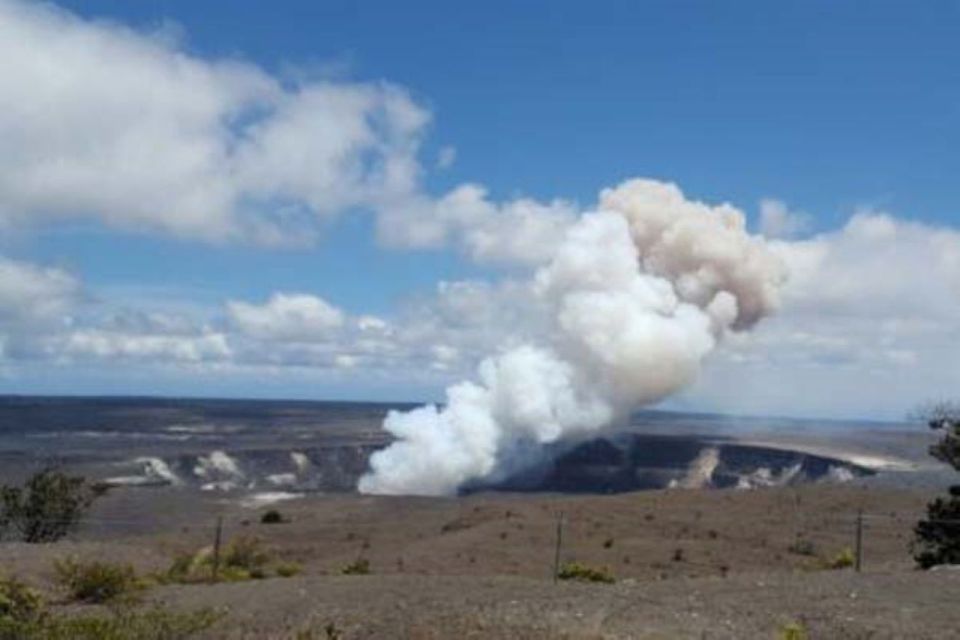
[2,484,958,638]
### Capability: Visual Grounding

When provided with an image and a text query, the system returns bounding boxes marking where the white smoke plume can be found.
[359,179,786,496]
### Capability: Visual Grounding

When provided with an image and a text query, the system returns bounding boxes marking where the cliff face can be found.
[97,432,872,495]
[463,433,873,494]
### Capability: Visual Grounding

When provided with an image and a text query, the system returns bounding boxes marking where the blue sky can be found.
[1,0,959,418]
[30,0,960,309]
[58,0,960,217]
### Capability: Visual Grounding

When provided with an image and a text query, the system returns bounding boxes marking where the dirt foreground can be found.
[2,484,957,638]
[148,569,960,639]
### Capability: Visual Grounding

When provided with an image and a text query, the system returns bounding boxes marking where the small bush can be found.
[0,469,102,543]
[556,562,614,584]
[602,538,614,549]
[275,562,302,578]
[260,510,285,525]
[341,558,370,576]
[15,607,220,640]
[0,575,45,625]
[222,535,269,572]
[829,548,855,570]
[162,552,203,584]
[164,536,283,583]
[788,539,817,556]
[2,572,217,640]
[54,558,141,604]
[779,621,808,640]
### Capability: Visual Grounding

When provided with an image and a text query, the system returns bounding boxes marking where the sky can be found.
[0,0,959,419]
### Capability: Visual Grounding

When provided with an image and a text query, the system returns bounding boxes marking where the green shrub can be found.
[341,558,370,576]
[0,617,39,640]
[260,510,285,525]
[164,536,274,583]
[275,562,302,578]
[0,470,102,543]
[0,575,45,625]
[828,548,855,570]
[162,553,195,583]
[913,487,960,569]
[779,621,808,640]
[53,558,141,604]
[787,539,817,556]
[556,562,614,584]
[224,535,269,570]
[2,572,217,639]
[7,607,220,640]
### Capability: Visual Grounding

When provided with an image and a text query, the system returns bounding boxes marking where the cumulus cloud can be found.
[775,210,960,318]
[377,184,579,266]
[688,209,960,418]
[223,293,406,372]
[0,0,428,243]
[0,256,79,330]
[0,0,955,424]
[227,293,345,342]
[0,264,477,379]
[60,329,231,364]
[2,170,959,427]
[0,0,583,267]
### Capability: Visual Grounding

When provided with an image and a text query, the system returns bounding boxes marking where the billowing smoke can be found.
[359,179,786,496]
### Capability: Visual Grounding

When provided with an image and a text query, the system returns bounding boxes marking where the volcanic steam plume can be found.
[359,179,786,496]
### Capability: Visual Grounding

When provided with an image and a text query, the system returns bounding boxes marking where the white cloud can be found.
[61,329,231,363]
[227,293,345,342]
[0,256,79,330]
[0,255,80,362]
[0,0,429,243]
[686,209,960,418]
[377,184,579,266]
[2,201,959,421]
[775,209,960,319]
[0,0,957,428]
[0,0,583,268]
[758,199,811,239]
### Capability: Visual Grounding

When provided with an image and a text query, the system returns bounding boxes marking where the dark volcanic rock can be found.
[466,434,873,495]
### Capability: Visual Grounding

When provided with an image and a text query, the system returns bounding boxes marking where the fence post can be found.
[854,509,863,572]
[211,516,223,583]
[553,511,565,583]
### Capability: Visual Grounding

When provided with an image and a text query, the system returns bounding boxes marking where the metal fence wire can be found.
[2,509,958,579]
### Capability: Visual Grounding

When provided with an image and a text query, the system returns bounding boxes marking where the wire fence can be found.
[3,506,957,581]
